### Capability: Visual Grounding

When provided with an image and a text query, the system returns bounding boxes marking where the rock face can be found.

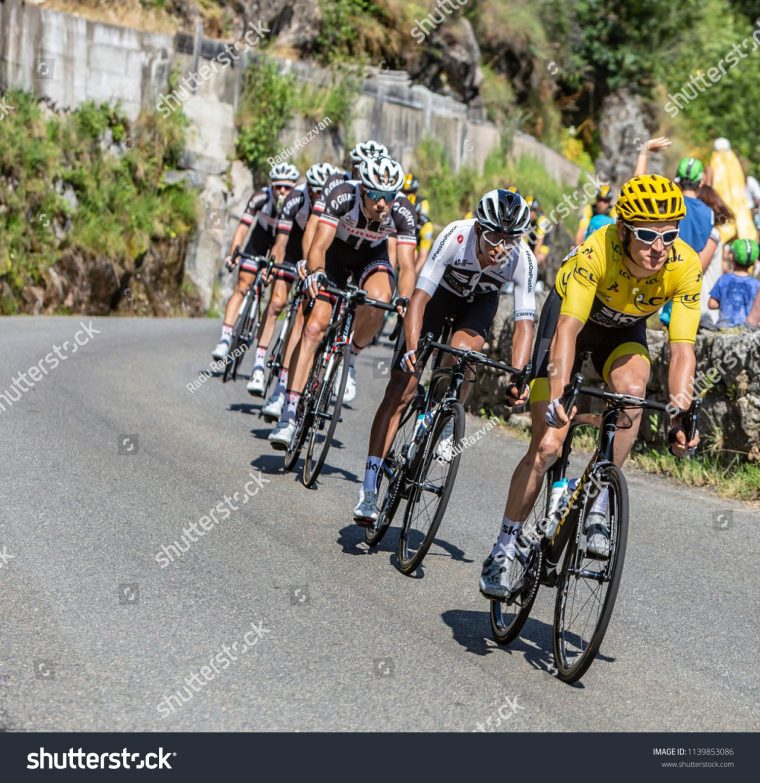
[594,90,664,187]
[473,295,760,463]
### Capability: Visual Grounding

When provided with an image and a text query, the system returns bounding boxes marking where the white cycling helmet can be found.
[359,155,405,193]
[269,162,300,184]
[476,188,531,235]
[305,162,342,189]
[350,139,389,165]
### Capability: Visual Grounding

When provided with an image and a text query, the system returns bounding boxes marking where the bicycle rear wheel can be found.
[365,399,419,547]
[553,464,629,683]
[397,402,464,574]
[488,467,557,645]
[302,344,349,487]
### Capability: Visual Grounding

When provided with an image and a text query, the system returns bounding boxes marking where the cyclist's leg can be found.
[220,266,255,335]
[274,297,333,422]
[483,290,568,578]
[352,260,395,352]
[254,274,292,369]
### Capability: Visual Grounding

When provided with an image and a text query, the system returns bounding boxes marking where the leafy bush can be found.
[0,89,197,311]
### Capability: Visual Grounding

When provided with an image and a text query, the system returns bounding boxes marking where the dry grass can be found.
[41,0,180,33]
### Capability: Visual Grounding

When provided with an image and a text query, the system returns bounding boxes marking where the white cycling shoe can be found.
[342,366,357,404]
[584,511,610,560]
[261,391,285,421]
[479,552,523,599]
[269,420,296,451]
[247,368,266,396]
[353,488,378,526]
[212,337,231,361]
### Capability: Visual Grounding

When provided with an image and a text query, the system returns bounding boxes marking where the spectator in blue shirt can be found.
[709,239,760,327]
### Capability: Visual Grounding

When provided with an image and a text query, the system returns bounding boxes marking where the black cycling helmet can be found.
[476,189,531,235]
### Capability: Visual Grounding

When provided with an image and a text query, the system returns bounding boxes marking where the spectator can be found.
[709,239,760,327]
[696,183,734,328]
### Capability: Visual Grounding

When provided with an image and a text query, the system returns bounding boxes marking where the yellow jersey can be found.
[555,224,702,343]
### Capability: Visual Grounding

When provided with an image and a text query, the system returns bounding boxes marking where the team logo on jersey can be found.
[590,306,642,328]
[607,282,619,292]
[457,234,464,243]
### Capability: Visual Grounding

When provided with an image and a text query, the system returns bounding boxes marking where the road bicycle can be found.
[222,251,293,383]
[260,276,307,417]
[488,372,700,683]
[366,332,529,575]
[283,278,397,488]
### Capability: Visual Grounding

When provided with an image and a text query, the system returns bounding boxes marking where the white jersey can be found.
[416,219,537,320]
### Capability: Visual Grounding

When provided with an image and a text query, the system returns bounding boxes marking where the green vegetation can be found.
[0,89,197,312]
[496,418,760,502]
[236,56,361,179]
[413,138,574,228]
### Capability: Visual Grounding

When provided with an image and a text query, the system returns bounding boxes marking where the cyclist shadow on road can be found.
[441,610,611,685]
[337,523,399,557]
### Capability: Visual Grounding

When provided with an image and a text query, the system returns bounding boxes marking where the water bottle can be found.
[407,411,433,463]
[543,477,569,539]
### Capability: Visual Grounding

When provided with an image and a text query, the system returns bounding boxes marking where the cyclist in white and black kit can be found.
[298,140,388,305]
[353,189,537,523]
[269,155,417,449]
[249,162,341,400]
[212,162,299,360]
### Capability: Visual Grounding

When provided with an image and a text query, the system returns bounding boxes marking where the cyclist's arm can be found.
[511,246,537,371]
[392,197,420,299]
[387,235,398,272]
[227,221,250,258]
[548,315,584,403]
[667,341,698,457]
[306,220,335,274]
[270,231,287,264]
[402,288,431,356]
[301,212,320,259]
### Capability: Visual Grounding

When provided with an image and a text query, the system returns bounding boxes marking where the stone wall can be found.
[473,294,760,463]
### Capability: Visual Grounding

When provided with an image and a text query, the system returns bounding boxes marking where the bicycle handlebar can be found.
[561,372,701,455]
[415,332,528,381]
[319,280,398,312]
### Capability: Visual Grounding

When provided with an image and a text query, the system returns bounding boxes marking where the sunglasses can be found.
[481,230,520,247]
[364,188,399,202]
[624,223,679,245]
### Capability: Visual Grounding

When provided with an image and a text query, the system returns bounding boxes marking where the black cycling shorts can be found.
[241,225,275,273]
[392,287,499,371]
[529,288,650,403]
[322,240,394,293]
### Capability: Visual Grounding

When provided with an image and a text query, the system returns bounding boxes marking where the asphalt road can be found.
[1,315,758,732]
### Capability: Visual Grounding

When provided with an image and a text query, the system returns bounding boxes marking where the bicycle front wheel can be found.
[302,344,349,487]
[365,400,418,548]
[553,464,629,683]
[397,402,465,575]
[223,291,253,383]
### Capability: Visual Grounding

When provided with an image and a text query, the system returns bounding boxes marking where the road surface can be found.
[0,316,757,731]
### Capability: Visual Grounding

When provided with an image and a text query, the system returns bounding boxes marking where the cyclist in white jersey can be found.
[353,189,537,523]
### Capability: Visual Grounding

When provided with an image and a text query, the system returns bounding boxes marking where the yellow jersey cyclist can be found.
[480,174,702,598]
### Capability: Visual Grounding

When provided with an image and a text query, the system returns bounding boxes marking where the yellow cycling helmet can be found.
[615,174,685,222]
